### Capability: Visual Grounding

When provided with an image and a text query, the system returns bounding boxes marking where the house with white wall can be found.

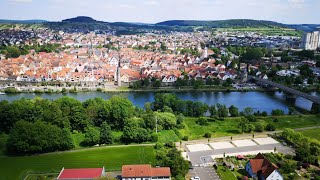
[245,153,283,180]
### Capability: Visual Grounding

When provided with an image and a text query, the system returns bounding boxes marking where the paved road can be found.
[188,143,294,165]
[189,166,220,180]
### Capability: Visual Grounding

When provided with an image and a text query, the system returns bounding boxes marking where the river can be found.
[0,91,318,114]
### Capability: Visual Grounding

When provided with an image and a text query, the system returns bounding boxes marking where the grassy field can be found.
[180,115,320,140]
[0,146,155,180]
[297,128,320,141]
[215,27,303,37]
[158,130,181,143]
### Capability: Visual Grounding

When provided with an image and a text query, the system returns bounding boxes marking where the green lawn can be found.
[180,115,319,140]
[0,146,155,180]
[180,117,241,139]
[158,130,181,143]
[262,115,320,130]
[216,166,237,180]
[297,128,320,141]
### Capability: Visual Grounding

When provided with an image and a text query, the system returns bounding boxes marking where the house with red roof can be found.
[245,153,283,180]
[57,167,105,180]
[122,164,171,180]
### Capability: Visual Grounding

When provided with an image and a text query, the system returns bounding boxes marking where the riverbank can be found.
[0,85,269,94]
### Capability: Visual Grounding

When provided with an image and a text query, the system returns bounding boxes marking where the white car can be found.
[191,176,200,180]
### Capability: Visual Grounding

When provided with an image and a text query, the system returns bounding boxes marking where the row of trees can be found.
[281,129,320,166]
[0,44,61,58]
[0,96,136,134]
[0,94,288,155]
[154,142,190,179]
[1,95,186,154]
[152,93,285,118]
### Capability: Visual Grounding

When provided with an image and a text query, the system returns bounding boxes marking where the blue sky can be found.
[0,0,319,24]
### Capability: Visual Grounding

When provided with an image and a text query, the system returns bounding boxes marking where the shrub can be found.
[246,114,257,122]
[4,87,18,93]
[271,109,285,116]
[254,123,264,132]
[265,124,276,131]
[182,136,189,141]
[204,132,212,138]
[61,88,68,93]
[197,117,209,126]
[273,118,279,123]
[261,111,268,116]
[96,88,103,92]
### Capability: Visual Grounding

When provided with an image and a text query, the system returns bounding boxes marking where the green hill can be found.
[156,19,288,28]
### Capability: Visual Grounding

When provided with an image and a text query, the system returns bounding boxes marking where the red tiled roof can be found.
[57,168,103,179]
[122,165,170,178]
[122,165,152,177]
[151,167,171,177]
[249,153,278,178]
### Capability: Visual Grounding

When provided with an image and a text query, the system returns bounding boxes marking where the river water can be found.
[0,91,318,114]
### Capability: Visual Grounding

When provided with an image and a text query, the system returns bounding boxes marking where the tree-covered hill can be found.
[156,19,288,28]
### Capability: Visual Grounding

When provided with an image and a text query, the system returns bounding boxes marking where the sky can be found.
[0,0,319,24]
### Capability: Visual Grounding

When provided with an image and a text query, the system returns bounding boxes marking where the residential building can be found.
[57,167,105,180]
[301,31,320,50]
[122,164,171,180]
[245,153,283,180]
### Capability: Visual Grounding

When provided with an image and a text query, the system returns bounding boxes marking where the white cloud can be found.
[288,0,305,8]
[9,0,32,3]
[145,0,159,6]
[119,4,135,9]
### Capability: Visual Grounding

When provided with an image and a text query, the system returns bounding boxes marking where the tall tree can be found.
[100,122,113,145]
[229,105,239,117]
[238,117,249,133]
[83,127,100,146]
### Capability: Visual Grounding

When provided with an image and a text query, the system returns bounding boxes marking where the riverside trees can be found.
[0,93,285,155]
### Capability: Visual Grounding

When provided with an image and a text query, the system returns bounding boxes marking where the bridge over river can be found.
[249,76,320,113]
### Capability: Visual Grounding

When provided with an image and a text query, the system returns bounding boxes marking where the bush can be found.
[246,114,257,122]
[4,87,18,93]
[265,124,276,131]
[61,88,68,93]
[151,133,158,142]
[182,136,189,141]
[261,111,268,116]
[204,132,212,138]
[197,117,209,126]
[96,88,103,92]
[273,118,279,123]
[254,123,264,132]
[271,109,285,116]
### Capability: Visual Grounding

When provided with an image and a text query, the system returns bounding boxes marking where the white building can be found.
[301,31,320,50]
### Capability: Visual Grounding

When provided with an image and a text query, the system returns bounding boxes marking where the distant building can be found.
[57,167,105,180]
[122,164,171,180]
[245,153,283,180]
[301,31,320,50]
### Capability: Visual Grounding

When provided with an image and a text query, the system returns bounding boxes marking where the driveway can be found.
[189,166,220,180]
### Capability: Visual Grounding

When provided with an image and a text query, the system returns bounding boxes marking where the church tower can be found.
[116,56,121,87]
